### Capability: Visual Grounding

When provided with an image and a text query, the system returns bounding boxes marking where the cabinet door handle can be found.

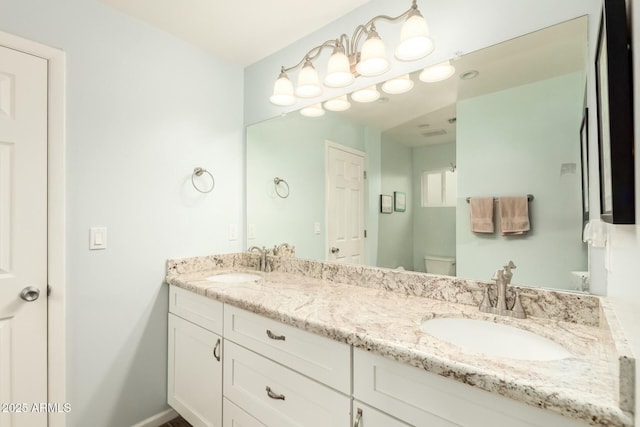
[266,329,286,341]
[265,386,285,400]
[213,338,221,362]
[354,408,362,427]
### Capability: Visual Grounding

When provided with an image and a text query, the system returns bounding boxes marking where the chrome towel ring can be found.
[192,167,215,193]
[274,177,290,198]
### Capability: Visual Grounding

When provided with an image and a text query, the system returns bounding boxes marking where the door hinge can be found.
[364,229,367,238]
[47,285,51,296]
[363,170,367,179]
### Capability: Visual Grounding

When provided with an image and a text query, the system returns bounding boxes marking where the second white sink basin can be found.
[421,317,572,361]
[206,272,262,284]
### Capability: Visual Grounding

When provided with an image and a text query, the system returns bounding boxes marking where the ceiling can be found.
[98,0,372,66]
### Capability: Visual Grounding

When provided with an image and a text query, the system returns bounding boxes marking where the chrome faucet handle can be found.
[491,269,504,282]
[503,261,516,285]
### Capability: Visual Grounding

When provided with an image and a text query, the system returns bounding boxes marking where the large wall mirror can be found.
[247,16,589,292]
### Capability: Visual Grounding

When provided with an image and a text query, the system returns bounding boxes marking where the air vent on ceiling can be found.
[422,129,446,138]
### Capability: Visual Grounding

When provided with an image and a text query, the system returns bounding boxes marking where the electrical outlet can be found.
[314,222,321,235]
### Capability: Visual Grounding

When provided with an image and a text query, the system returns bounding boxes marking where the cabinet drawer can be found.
[352,401,411,427]
[224,305,350,393]
[223,340,350,427]
[169,285,223,334]
[354,349,589,427]
[223,398,265,427]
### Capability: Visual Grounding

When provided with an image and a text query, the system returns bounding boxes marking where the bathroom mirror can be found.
[247,17,589,292]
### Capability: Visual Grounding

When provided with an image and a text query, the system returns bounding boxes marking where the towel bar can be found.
[466,195,534,203]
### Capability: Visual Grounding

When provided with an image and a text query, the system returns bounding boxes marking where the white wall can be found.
[0,1,244,426]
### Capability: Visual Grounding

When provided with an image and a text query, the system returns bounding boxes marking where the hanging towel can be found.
[469,197,495,233]
[499,196,530,235]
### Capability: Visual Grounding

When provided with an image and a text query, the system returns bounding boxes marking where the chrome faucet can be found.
[248,246,271,272]
[479,261,526,319]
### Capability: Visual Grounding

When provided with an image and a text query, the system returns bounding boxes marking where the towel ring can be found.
[192,167,215,193]
[274,177,290,198]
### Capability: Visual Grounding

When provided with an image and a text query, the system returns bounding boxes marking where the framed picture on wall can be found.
[394,192,406,212]
[380,194,393,214]
[595,0,635,224]
[579,108,589,224]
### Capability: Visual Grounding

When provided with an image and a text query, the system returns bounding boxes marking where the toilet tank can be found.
[424,255,456,276]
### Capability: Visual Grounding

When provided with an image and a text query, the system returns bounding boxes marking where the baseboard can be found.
[131,408,178,427]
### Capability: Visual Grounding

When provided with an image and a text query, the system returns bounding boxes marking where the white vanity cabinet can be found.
[223,306,352,427]
[353,348,590,427]
[352,401,412,427]
[168,286,223,427]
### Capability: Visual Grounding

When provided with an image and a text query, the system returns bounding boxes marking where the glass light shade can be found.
[395,11,434,61]
[355,30,390,76]
[351,85,380,103]
[296,60,322,98]
[269,73,295,106]
[381,74,414,95]
[324,48,354,88]
[300,103,325,117]
[419,60,456,83]
[324,95,351,112]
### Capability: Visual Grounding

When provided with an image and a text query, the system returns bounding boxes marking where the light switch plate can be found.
[314,222,321,235]
[229,224,238,241]
[90,227,107,250]
[247,224,256,240]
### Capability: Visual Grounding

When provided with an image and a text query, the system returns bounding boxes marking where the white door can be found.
[0,46,48,426]
[326,142,365,264]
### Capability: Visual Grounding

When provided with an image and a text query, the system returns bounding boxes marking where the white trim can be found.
[325,139,366,158]
[0,31,66,427]
[131,408,179,427]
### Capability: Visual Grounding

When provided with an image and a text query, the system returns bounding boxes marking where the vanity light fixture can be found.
[300,103,325,117]
[419,60,456,83]
[381,74,414,95]
[351,85,381,103]
[269,0,433,106]
[324,95,351,112]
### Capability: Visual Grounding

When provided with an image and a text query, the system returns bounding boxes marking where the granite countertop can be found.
[166,255,634,427]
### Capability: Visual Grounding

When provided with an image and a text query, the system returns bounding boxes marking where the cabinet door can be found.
[352,401,411,427]
[168,314,223,427]
[223,398,266,427]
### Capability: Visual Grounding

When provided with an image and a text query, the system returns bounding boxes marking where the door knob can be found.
[20,286,40,302]
[330,247,340,254]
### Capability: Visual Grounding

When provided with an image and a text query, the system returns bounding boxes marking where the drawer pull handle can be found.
[266,386,285,400]
[354,408,362,427]
[213,338,221,362]
[266,330,286,341]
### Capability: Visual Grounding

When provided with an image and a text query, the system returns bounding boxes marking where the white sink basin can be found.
[205,272,262,284]
[421,317,572,361]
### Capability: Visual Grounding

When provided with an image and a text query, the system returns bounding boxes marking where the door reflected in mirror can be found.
[246,16,589,292]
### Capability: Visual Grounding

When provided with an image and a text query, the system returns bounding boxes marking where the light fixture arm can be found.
[282,39,341,73]
[278,0,419,74]
[350,1,418,54]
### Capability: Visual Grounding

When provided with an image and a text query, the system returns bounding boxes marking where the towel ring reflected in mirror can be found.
[274,177,290,198]
[192,167,215,193]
